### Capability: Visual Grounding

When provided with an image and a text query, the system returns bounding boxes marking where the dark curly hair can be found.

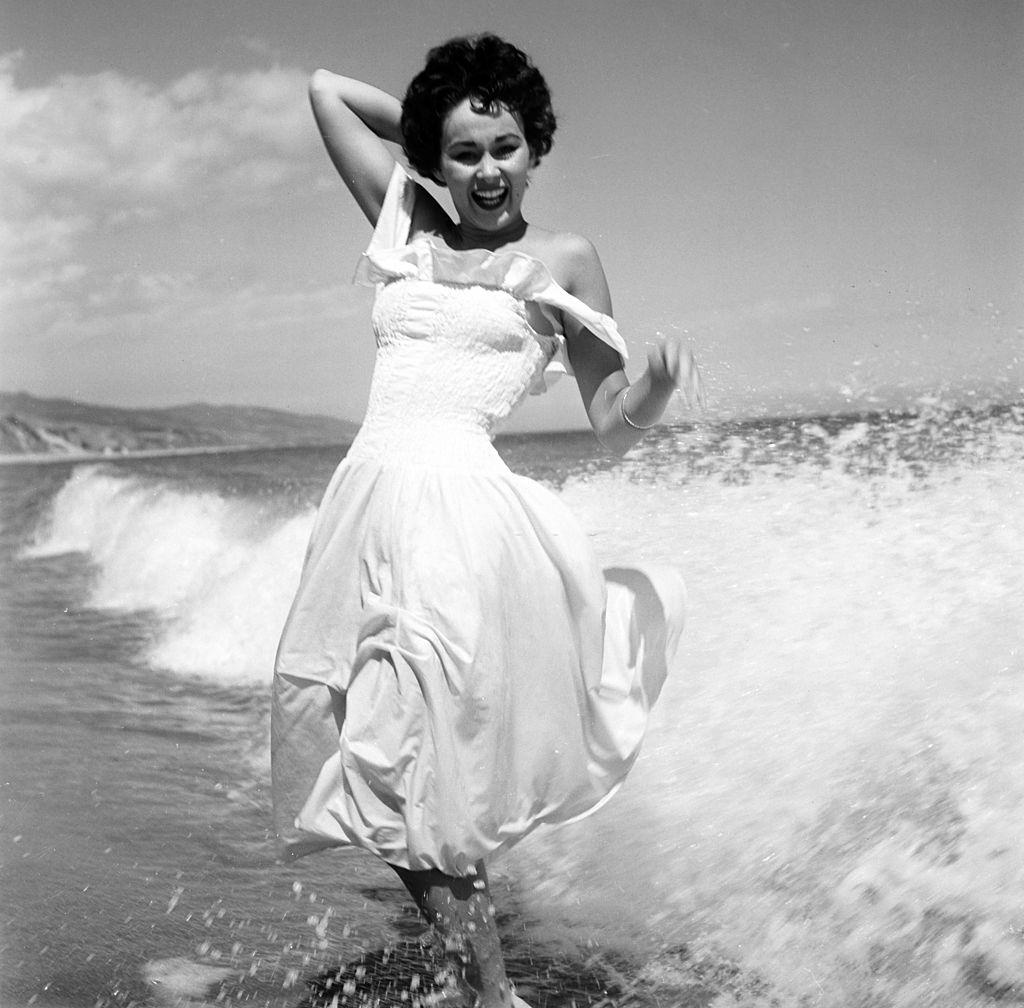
[401,34,556,179]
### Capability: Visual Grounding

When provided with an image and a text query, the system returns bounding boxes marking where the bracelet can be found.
[620,385,656,431]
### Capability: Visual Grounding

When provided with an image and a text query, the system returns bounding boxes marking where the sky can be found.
[1,0,1021,428]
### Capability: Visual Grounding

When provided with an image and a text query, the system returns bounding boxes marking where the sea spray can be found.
[24,463,316,683]
[508,408,1024,1004]
[146,513,312,682]
[10,401,1024,1006]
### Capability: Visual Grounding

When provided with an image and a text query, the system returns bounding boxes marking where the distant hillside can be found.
[0,392,358,460]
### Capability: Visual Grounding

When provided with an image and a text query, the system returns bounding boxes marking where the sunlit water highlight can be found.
[1,401,1021,1007]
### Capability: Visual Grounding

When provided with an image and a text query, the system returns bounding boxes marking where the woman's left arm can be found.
[563,237,703,455]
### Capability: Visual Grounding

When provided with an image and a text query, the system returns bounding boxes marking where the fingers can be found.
[647,335,706,412]
[682,349,707,411]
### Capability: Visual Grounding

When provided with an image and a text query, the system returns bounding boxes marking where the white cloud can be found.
[0,53,322,362]
[0,55,313,207]
[0,54,314,283]
[0,211,92,269]
[83,271,199,311]
[22,273,367,351]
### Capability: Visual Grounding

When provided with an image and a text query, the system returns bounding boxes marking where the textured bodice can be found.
[346,164,629,465]
[362,278,558,439]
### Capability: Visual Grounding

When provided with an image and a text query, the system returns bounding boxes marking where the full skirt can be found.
[271,440,685,876]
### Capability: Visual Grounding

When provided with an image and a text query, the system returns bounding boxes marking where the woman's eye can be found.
[495,145,519,159]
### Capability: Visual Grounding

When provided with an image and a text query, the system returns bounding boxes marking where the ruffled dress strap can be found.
[353,164,628,391]
[353,162,417,285]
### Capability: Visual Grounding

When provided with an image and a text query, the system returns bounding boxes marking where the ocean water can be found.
[1,401,1022,1008]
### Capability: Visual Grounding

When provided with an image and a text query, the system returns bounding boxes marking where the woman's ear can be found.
[526,155,539,187]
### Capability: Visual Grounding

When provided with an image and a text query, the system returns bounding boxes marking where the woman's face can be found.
[437,98,535,236]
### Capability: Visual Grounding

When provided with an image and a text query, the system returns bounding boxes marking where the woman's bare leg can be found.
[389,860,524,1007]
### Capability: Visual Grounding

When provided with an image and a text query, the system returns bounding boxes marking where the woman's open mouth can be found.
[471,185,508,211]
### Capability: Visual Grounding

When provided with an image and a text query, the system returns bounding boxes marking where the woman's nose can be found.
[476,156,500,179]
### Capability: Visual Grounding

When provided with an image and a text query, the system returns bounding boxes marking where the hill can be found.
[0,392,358,460]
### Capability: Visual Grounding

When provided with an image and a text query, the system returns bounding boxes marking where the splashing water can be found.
[509,403,1024,1005]
[5,401,1023,1006]
[24,464,315,683]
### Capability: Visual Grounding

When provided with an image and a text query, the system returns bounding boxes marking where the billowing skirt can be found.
[271,428,685,876]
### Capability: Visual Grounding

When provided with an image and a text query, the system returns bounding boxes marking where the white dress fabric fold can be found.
[272,164,685,875]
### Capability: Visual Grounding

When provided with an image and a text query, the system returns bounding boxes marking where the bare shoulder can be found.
[523,229,607,296]
[523,227,596,272]
[525,228,611,315]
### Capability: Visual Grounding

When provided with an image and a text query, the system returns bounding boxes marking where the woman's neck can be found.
[450,216,528,251]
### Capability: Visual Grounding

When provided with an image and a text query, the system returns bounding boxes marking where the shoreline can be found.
[0,443,349,467]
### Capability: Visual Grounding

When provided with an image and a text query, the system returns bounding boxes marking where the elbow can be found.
[308,68,330,96]
[602,437,634,458]
[308,68,339,102]
[594,424,634,458]
[590,407,634,457]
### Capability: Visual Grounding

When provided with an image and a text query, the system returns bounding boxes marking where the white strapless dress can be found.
[271,165,686,876]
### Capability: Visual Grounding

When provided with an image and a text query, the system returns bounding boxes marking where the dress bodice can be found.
[347,164,629,461]
[364,278,557,439]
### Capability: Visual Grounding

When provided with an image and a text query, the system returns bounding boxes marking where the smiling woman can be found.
[276,33,702,1007]
[436,102,534,240]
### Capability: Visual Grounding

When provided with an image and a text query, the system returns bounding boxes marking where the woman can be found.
[272,34,702,1007]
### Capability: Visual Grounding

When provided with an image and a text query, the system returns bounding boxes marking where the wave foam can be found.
[18,412,1024,1003]
[27,465,314,684]
[508,452,1024,1002]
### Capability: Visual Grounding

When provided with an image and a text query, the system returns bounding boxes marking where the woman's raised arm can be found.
[308,69,403,225]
